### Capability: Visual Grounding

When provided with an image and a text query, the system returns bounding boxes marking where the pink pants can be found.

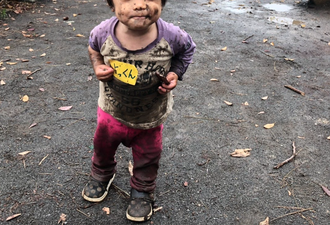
[91,107,163,193]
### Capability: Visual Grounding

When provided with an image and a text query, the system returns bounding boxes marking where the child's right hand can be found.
[94,65,114,82]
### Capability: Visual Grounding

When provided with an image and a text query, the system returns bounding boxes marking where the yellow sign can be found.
[110,60,139,85]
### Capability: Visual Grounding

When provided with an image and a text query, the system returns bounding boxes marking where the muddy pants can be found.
[91,107,163,193]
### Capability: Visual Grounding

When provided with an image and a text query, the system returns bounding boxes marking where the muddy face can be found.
[112,0,162,32]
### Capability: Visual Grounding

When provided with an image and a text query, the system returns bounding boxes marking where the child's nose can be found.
[133,0,147,10]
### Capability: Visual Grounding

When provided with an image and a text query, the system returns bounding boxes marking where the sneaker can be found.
[126,188,155,222]
[81,174,115,203]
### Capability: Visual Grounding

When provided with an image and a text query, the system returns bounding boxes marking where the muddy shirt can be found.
[89,17,195,129]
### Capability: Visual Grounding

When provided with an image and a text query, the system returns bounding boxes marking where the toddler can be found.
[82,0,195,222]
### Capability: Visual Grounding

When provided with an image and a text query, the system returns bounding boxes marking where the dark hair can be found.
[106,0,167,8]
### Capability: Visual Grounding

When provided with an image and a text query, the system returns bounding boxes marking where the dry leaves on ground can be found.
[224,100,233,106]
[6,214,21,221]
[264,123,275,129]
[102,207,111,215]
[128,160,133,176]
[58,106,72,111]
[230,148,252,158]
[259,217,269,225]
[18,151,31,156]
[321,185,330,197]
[58,213,67,224]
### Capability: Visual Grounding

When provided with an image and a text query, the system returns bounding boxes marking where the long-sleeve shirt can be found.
[89,17,196,129]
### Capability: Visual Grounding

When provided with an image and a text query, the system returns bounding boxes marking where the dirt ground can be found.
[1,0,330,224]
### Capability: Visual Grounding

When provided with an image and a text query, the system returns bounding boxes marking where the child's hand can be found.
[94,65,114,82]
[158,72,178,95]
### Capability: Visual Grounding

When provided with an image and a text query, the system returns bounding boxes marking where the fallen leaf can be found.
[58,213,67,224]
[210,78,219,82]
[88,75,93,81]
[230,69,236,73]
[230,148,252,158]
[0,80,5,85]
[321,185,330,197]
[29,48,34,52]
[22,95,29,102]
[21,59,29,62]
[328,42,330,46]
[22,70,32,75]
[73,14,78,17]
[19,151,31,156]
[153,206,163,213]
[264,123,275,129]
[261,96,268,100]
[327,136,330,140]
[5,27,10,31]
[285,58,294,62]
[29,123,37,128]
[4,46,10,50]
[128,160,133,176]
[40,34,46,38]
[221,46,227,51]
[43,135,51,140]
[76,34,85,37]
[6,62,17,65]
[258,111,265,115]
[270,42,274,46]
[63,17,69,20]
[242,101,249,106]
[102,207,110,215]
[301,24,306,28]
[259,217,269,225]
[22,32,32,38]
[224,100,233,106]
[6,214,21,221]
[184,181,189,187]
[39,88,45,92]
[40,53,46,57]
[0,67,6,71]
[263,38,268,43]
[58,106,73,111]
[66,63,71,66]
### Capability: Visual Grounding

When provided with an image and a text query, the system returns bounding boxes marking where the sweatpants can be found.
[91,107,163,193]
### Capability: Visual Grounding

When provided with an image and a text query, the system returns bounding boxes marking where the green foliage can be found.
[0,8,8,19]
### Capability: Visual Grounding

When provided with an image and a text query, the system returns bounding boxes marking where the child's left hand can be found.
[158,72,179,95]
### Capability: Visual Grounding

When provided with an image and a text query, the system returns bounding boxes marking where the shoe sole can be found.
[82,174,115,203]
[126,208,152,222]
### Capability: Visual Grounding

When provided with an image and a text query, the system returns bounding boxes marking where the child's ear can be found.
[111,7,115,12]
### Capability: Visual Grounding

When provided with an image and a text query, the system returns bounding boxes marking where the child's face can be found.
[112,0,162,31]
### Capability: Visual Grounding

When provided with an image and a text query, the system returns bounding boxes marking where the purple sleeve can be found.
[89,18,117,52]
[159,19,196,80]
